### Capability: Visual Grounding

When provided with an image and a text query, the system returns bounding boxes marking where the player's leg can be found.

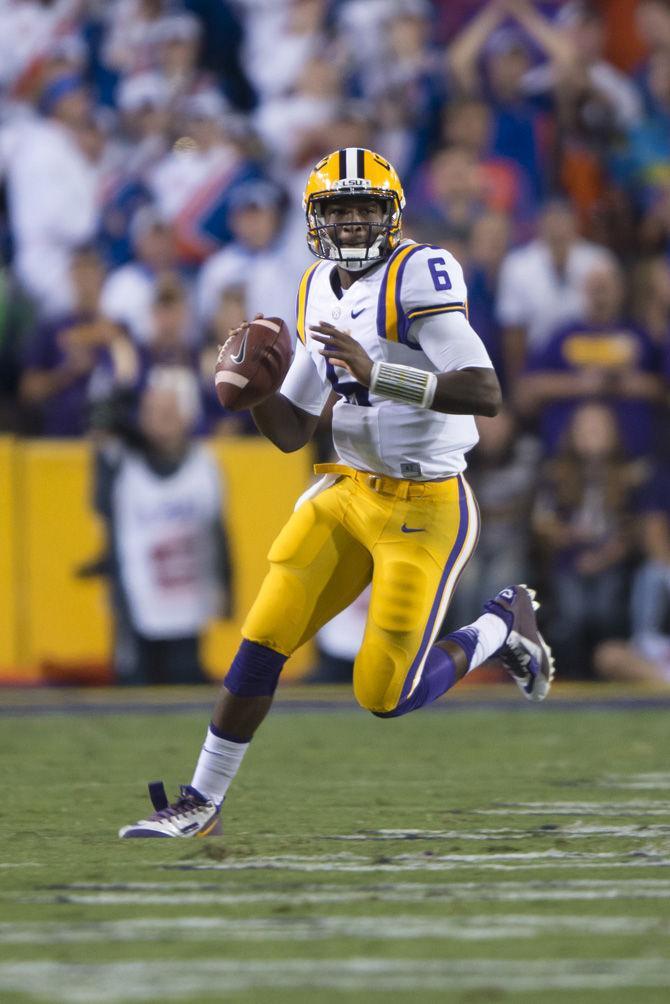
[187,492,372,809]
[352,474,479,715]
[119,480,372,837]
[353,476,553,717]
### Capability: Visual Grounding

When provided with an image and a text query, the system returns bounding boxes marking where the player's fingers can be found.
[310,322,349,337]
[329,357,351,371]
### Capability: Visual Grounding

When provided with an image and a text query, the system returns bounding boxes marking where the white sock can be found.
[467,612,509,672]
[191,727,250,805]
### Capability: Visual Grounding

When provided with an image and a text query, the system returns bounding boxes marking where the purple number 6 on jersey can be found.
[428,257,452,291]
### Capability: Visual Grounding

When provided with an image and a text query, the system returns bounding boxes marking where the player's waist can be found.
[314,464,458,500]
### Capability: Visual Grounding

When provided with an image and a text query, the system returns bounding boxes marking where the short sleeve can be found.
[380,244,492,370]
[378,244,469,347]
[280,338,330,416]
[414,311,494,372]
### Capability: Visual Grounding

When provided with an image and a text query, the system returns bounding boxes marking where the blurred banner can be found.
[0,436,313,684]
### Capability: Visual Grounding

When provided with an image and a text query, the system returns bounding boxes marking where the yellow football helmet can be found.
[302,148,405,271]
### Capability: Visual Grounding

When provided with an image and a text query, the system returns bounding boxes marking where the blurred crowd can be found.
[1,0,670,682]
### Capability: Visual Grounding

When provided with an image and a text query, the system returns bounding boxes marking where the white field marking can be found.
[27,879,670,907]
[1,912,667,947]
[2,958,670,1002]
[27,852,670,901]
[168,849,670,873]
[476,800,670,816]
[331,823,670,840]
[604,773,670,791]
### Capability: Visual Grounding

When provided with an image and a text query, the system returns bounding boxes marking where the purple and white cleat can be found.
[484,585,556,702]
[119,782,222,838]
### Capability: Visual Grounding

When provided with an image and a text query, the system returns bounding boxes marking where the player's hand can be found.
[226,313,264,341]
[310,321,373,386]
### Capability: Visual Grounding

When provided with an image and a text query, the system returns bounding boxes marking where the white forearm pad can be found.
[369,361,437,408]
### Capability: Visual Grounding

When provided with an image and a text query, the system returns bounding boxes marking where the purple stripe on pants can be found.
[396,475,470,704]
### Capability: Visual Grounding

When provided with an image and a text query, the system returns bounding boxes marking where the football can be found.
[214,316,293,411]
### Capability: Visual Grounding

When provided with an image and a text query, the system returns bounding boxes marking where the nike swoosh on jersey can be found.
[231,330,249,365]
[401,523,426,533]
[351,308,366,319]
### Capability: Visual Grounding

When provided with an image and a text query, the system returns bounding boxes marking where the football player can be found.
[119,147,554,838]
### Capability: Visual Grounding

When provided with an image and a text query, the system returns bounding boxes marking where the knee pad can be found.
[370,560,428,633]
[353,640,403,714]
[224,640,287,697]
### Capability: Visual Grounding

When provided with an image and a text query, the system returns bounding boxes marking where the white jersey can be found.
[113,444,222,638]
[281,240,493,480]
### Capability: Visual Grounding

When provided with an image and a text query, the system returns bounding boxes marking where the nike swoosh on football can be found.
[401,523,426,533]
[351,308,366,319]
[231,330,249,365]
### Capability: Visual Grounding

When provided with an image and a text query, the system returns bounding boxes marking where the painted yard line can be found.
[42,877,670,893]
[2,958,670,1001]
[604,773,670,791]
[158,850,670,873]
[476,800,670,816]
[25,879,670,907]
[329,823,670,840]
[1,913,667,946]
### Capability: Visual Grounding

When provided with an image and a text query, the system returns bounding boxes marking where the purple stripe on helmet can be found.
[224,640,287,697]
[397,476,471,704]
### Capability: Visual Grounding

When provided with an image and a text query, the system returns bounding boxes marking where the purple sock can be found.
[443,626,478,668]
[374,643,458,719]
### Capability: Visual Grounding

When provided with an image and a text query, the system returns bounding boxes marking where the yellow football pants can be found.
[242,466,479,714]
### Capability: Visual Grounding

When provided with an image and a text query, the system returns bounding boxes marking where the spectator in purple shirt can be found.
[19,245,138,437]
[515,258,664,458]
[532,401,649,677]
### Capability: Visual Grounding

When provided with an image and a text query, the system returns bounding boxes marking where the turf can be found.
[1,687,669,1003]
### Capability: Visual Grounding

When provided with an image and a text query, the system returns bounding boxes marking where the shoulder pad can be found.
[376,243,468,346]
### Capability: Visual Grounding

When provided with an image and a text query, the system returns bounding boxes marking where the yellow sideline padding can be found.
[0,438,19,669]
[0,436,314,683]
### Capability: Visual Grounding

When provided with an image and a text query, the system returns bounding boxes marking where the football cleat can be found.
[484,585,556,702]
[118,782,222,839]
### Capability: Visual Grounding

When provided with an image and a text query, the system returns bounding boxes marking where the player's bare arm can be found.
[250,393,319,453]
[311,321,502,417]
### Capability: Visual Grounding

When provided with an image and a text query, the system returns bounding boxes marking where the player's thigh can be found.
[242,488,371,656]
[353,476,479,713]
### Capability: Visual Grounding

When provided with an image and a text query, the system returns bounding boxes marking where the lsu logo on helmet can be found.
[302,148,405,272]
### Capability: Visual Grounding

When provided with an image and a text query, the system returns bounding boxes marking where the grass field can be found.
[1,684,669,1003]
